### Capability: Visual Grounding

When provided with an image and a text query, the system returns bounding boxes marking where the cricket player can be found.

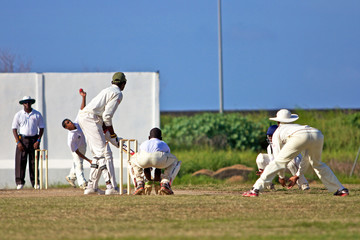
[62,89,119,195]
[243,109,349,197]
[62,117,89,189]
[62,90,90,189]
[256,125,310,190]
[78,72,126,195]
[130,128,181,195]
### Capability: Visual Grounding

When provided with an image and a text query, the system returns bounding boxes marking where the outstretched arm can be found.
[75,149,92,164]
[79,88,86,110]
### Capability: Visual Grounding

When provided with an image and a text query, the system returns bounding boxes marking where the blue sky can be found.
[1,1,360,111]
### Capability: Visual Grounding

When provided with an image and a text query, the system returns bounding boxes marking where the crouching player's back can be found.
[130,128,181,195]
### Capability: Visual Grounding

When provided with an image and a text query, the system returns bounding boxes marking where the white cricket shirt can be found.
[81,84,123,126]
[12,109,45,136]
[140,138,170,153]
[67,123,86,152]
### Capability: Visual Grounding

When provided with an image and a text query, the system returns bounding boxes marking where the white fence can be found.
[0,72,159,187]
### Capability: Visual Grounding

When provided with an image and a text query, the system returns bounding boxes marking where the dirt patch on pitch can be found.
[175,189,239,195]
[0,188,84,198]
[0,188,237,198]
[192,164,253,182]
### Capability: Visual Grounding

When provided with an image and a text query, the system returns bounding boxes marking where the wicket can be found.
[119,139,138,195]
[35,149,48,190]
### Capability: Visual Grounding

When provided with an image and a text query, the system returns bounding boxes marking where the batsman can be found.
[78,72,126,194]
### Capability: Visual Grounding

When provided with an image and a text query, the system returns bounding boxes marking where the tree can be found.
[0,49,32,72]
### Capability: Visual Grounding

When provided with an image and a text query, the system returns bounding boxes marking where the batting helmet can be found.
[266,125,278,136]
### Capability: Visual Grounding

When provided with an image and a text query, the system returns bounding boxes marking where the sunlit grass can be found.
[0,184,359,240]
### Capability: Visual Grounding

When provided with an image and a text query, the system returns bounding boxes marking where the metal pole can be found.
[218,0,224,114]
[350,146,360,177]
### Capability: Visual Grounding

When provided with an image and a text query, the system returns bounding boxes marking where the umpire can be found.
[12,96,45,190]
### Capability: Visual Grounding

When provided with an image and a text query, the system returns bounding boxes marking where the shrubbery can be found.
[294,109,360,152]
[160,110,360,184]
[162,113,271,151]
[162,110,360,153]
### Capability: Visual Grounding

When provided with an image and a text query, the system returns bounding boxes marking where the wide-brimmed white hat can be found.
[19,96,36,105]
[269,109,299,123]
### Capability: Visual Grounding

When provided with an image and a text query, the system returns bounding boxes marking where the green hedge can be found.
[293,110,360,152]
[162,113,271,151]
[160,110,360,184]
[162,110,360,153]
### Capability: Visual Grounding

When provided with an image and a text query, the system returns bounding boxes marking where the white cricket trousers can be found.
[78,111,112,189]
[256,153,309,187]
[67,145,87,186]
[78,111,106,159]
[131,152,178,183]
[253,130,344,192]
[105,143,117,188]
[87,144,114,189]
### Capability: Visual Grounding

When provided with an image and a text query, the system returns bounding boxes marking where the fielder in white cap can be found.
[243,109,349,197]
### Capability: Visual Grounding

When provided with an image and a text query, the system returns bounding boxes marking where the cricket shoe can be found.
[334,188,349,197]
[159,182,174,195]
[79,182,88,190]
[105,187,119,195]
[242,189,259,197]
[84,188,96,195]
[16,184,24,190]
[144,181,153,195]
[84,188,105,195]
[65,176,76,188]
[133,181,145,195]
[301,184,310,191]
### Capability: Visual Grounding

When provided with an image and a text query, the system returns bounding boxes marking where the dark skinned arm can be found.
[33,128,44,149]
[12,129,24,152]
[75,149,92,164]
[80,90,86,110]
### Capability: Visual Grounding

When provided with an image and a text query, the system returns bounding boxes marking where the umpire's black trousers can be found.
[15,135,39,187]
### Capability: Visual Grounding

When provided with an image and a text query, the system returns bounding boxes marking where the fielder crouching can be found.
[256,125,310,190]
[243,109,349,197]
[130,128,181,195]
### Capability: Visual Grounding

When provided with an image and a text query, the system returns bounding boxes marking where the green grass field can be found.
[1,184,359,240]
[2,110,359,239]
